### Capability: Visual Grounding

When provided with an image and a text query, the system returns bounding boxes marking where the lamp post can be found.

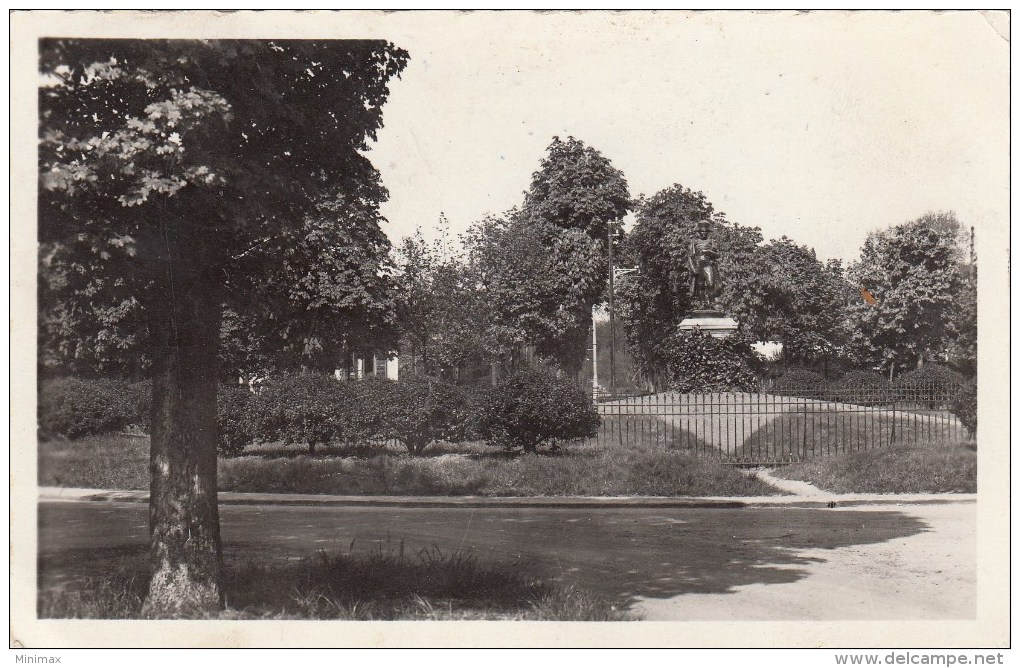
[591,304,598,400]
[607,224,637,393]
[608,226,615,392]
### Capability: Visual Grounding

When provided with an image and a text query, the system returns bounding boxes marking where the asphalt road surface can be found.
[38,500,975,620]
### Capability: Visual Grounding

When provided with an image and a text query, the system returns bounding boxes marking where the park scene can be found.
[28,12,998,632]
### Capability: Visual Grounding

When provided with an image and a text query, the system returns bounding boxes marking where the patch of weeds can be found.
[39,546,637,621]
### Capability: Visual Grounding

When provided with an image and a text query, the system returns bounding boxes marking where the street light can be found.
[607,224,637,393]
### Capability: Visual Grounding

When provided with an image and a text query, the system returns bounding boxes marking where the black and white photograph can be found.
[9,9,1010,651]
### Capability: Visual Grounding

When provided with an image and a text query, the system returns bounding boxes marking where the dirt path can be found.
[753,468,827,496]
[636,502,975,620]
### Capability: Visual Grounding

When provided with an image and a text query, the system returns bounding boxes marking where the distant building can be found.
[335,350,399,381]
[752,341,783,361]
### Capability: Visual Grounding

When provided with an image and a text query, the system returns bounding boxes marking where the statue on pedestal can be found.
[687,218,722,310]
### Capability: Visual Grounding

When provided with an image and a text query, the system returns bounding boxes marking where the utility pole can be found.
[608,226,616,392]
[591,304,598,400]
[969,226,977,278]
[607,223,638,394]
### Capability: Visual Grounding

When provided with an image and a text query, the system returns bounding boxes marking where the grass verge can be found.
[776,440,976,494]
[742,409,968,458]
[39,547,634,621]
[38,434,150,490]
[39,431,779,497]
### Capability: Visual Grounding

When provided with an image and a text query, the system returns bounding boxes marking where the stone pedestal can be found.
[678,309,739,338]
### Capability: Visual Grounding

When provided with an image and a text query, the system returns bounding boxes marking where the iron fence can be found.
[589,383,969,464]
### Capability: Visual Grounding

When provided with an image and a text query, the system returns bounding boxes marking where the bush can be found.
[894,363,965,409]
[355,375,471,455]
[662,330,760,393]
[894,363,964,388]
[826,370,891,405]
[124,380,152,432]
[218,384,256,456]
[950,378,977,437]
[771,368,826,398]
[249,373,356,453]
[475,368,600,453]
[39,377,134,439]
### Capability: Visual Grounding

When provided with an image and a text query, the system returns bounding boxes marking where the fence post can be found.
[890,396,897,446]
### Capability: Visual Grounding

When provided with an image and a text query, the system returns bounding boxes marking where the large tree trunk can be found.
[142,273,223,617]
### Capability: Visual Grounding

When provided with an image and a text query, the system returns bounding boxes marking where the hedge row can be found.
[38,377,150,439]
[39,369,601,456]
[768,364,975,434]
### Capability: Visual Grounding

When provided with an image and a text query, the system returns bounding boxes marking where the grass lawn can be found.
[39,546,633,620]
[742,408,968,460]
[776,440,976,494]
[38,420,780,497]
[39,434,150,490]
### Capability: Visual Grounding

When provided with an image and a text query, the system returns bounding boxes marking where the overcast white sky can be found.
[365,10,1009,263]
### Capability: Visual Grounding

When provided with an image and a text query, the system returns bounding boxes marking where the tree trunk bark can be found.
[142,273,223,618]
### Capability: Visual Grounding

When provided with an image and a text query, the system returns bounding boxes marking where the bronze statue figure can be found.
[687,218,722,309]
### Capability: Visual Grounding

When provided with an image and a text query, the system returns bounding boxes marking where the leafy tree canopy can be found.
[394,223,492,383]
[728,237,850,366]
[39,40,406,379]
[619,184,763,379]
[522,135,632,242]
[846,211,969,376]
[466,137,631,373]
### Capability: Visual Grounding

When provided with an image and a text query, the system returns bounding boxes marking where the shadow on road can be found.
[38,503,929,613]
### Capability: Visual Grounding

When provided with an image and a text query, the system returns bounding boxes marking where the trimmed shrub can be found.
[355,375,471,455]
[218,384,256,456]
[475,368,600,453]
[662,329,760,393]
[771,368,826,398]
[826,370,891,405]
[950,378,977,437]
[894,363,965,409]
[894,363,965,388]
[124,380,152,432]
[249,372,356,454]
[345,376,393,447]
[39,377,134,438]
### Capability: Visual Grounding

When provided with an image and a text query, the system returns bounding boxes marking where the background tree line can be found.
[43,128,979,392]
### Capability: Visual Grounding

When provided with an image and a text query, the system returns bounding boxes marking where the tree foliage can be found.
[728,237,850,366]
[522,136,631,242]
[950,378,977,437]
[619,184,763,381]
[946,260,977,377]
[393,225,491,384]
[38,38,408,614]
[846,212,968,376]
[464,211,588,366]
[39,40,403,380]
[466,137,631,373]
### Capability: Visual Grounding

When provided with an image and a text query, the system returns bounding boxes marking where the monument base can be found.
[678,309,739,338]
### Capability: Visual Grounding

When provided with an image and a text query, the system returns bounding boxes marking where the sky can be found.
[363,11,1009,263]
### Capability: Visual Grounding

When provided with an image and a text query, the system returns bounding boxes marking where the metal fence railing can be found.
[588,383,969,465]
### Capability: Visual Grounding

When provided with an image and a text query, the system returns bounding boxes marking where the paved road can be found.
[38,500,975,620]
